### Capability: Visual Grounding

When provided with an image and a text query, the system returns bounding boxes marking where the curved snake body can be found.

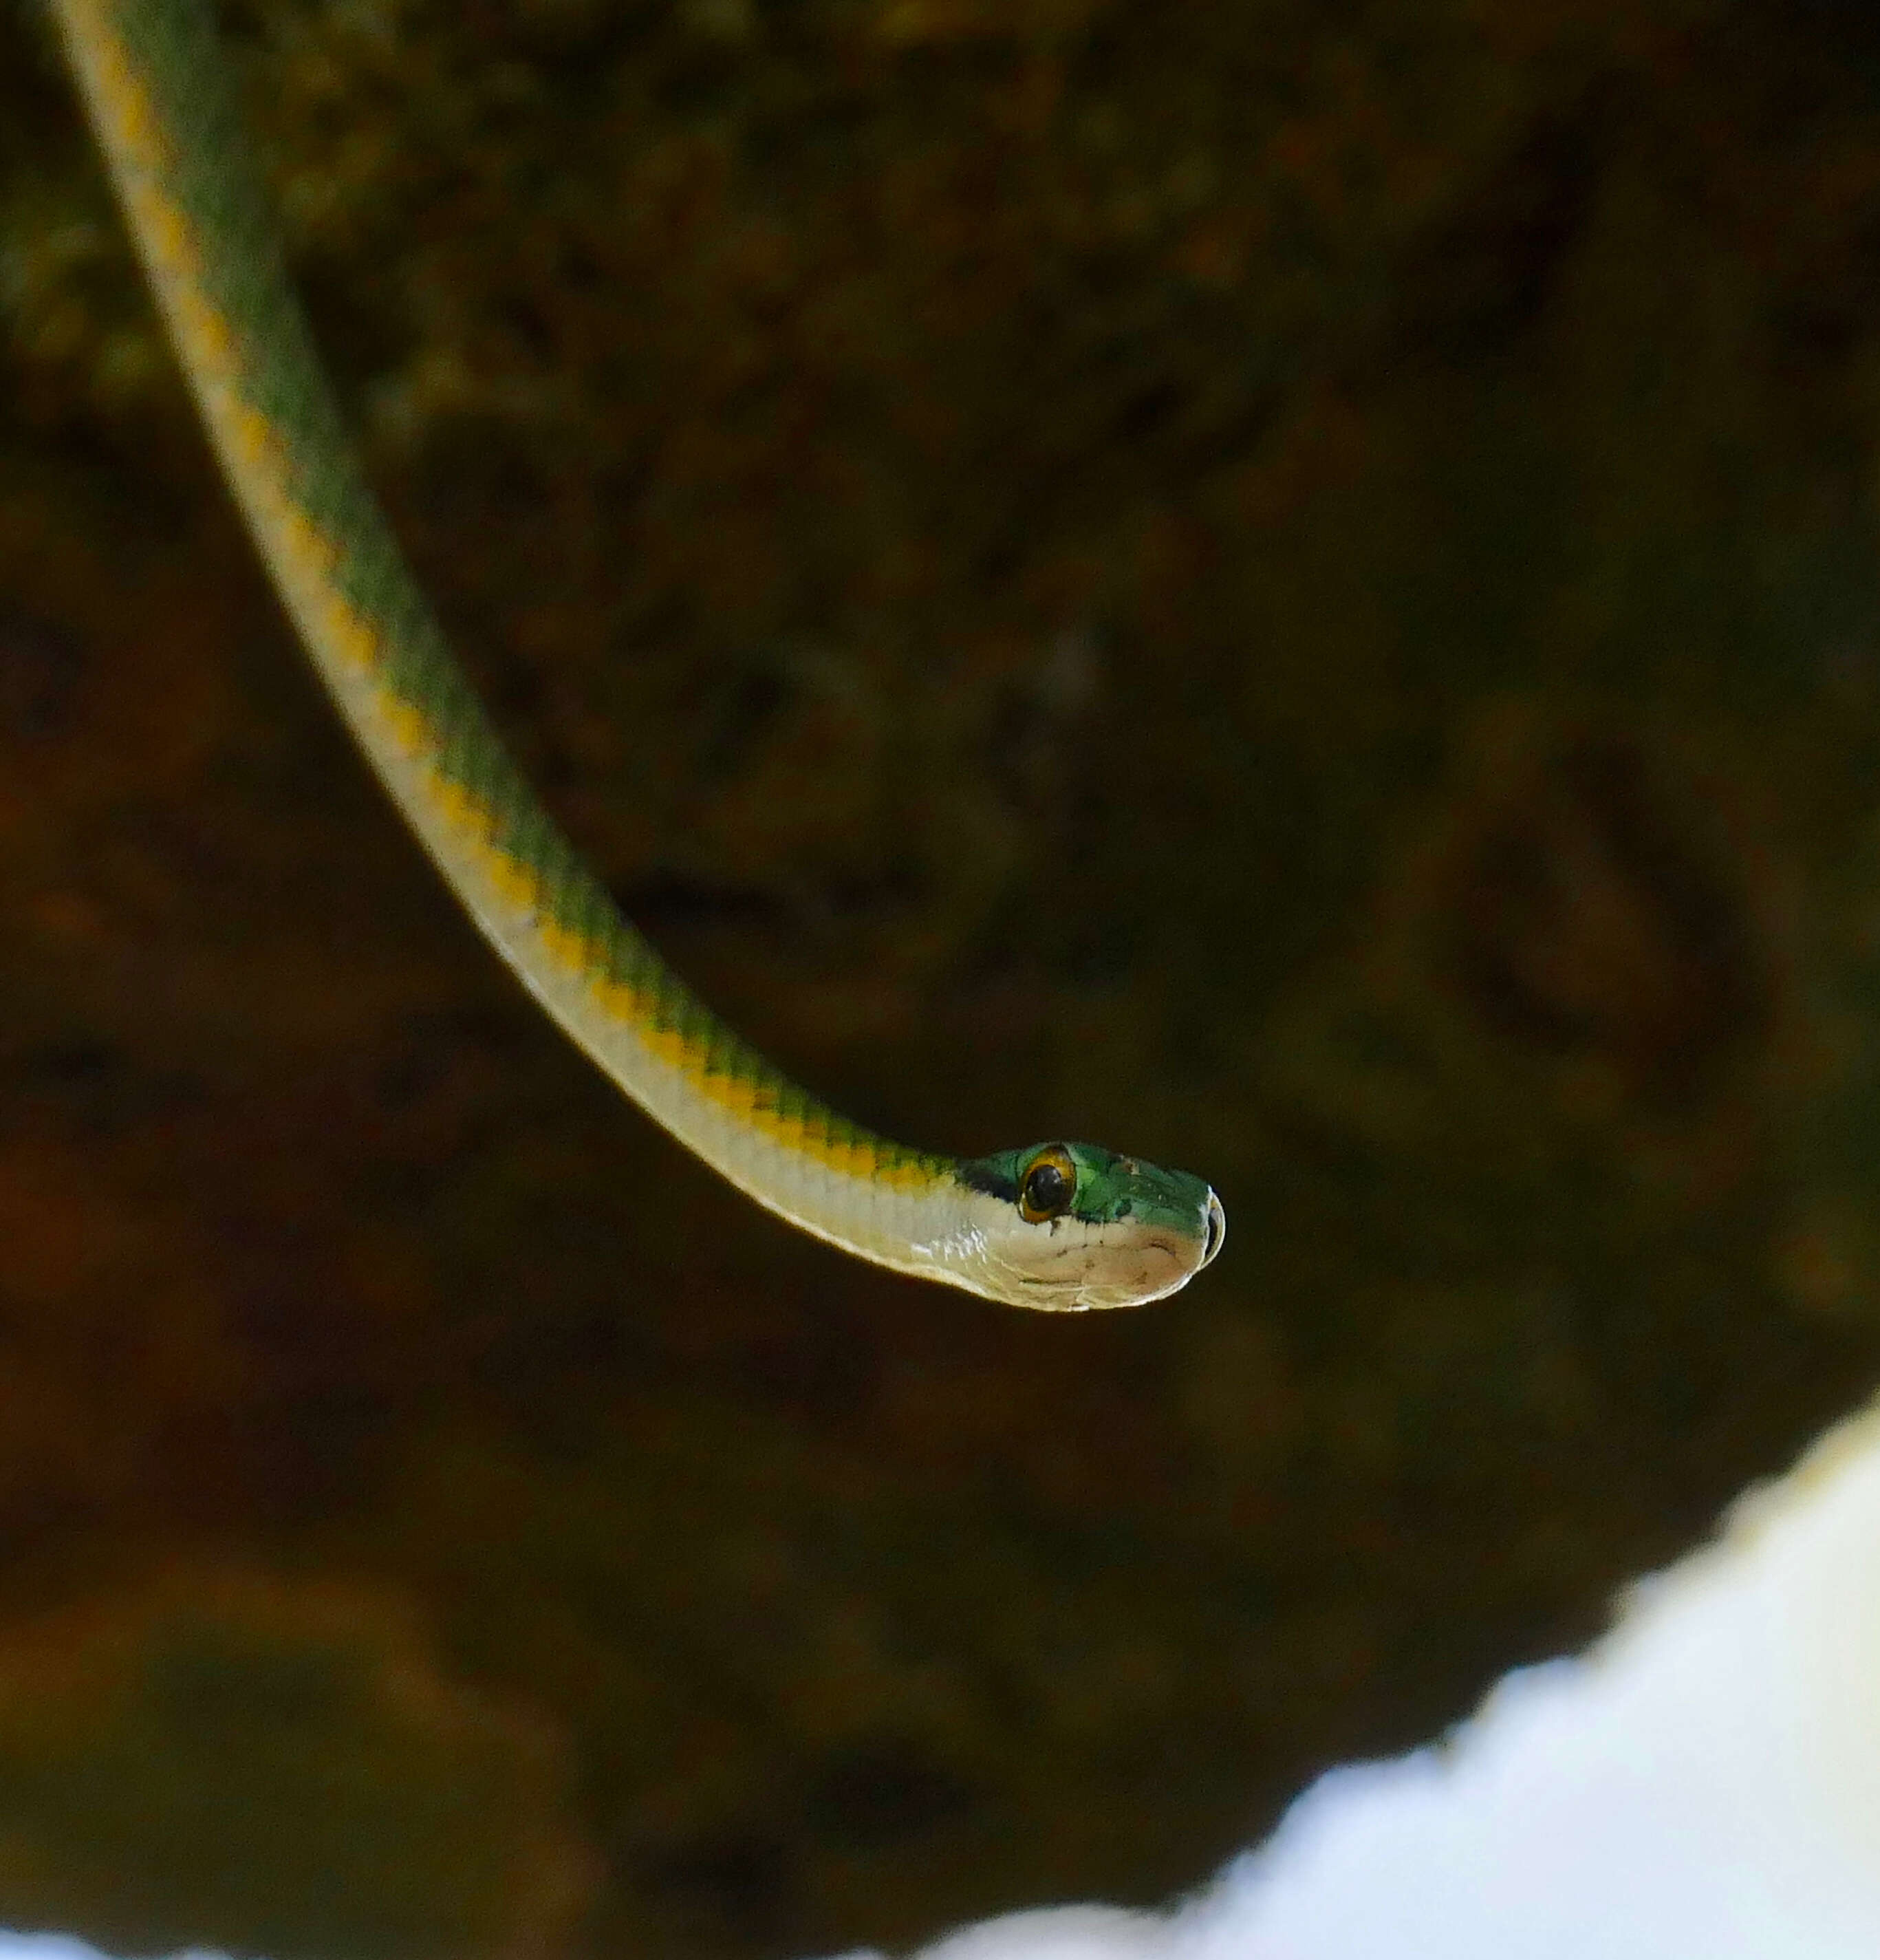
[52,0,1224,1311]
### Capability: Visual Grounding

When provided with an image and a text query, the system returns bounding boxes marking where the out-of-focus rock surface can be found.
[3,0,1880,1954]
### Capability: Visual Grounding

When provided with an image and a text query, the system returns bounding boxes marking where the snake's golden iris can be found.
[1019,1146,1077,1224]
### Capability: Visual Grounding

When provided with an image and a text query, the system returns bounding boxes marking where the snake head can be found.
[951,1141,1224,1311]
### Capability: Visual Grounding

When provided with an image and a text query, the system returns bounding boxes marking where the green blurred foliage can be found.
[6,0,1880,1952]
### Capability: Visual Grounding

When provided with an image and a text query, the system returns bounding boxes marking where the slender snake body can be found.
[52,0,1224,1311]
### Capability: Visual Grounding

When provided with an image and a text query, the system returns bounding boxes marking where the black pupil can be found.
[1024,1161,1070,1215]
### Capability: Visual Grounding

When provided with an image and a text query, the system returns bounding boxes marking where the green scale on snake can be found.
[53,0,1225,1311]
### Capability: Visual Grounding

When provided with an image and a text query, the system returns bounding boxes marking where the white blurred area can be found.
[837,1387,1880,1960]
[10,1390,1880,1960]
[0,1940,214,1959]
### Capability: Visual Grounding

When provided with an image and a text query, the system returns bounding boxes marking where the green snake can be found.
[52,0,1224,1311]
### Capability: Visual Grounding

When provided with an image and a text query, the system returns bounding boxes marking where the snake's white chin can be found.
[912,1177,1223,1310]
[982,1218,1212,1312]
[1048,1234,1208,1311]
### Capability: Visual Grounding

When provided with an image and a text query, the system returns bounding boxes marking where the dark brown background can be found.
[5,0,1880,1954]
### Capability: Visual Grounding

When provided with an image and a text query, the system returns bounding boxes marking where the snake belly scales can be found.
[52,0,1224,1311]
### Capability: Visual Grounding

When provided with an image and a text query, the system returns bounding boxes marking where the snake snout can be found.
[1200,1191,1227,1269]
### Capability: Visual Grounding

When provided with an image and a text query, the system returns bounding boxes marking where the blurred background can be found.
[5,0,1880,1954]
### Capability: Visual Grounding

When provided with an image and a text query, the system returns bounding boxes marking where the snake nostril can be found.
[1200,1192,1225,1267]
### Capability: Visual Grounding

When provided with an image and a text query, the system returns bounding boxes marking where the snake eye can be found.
[1018,1145,1077,1224]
